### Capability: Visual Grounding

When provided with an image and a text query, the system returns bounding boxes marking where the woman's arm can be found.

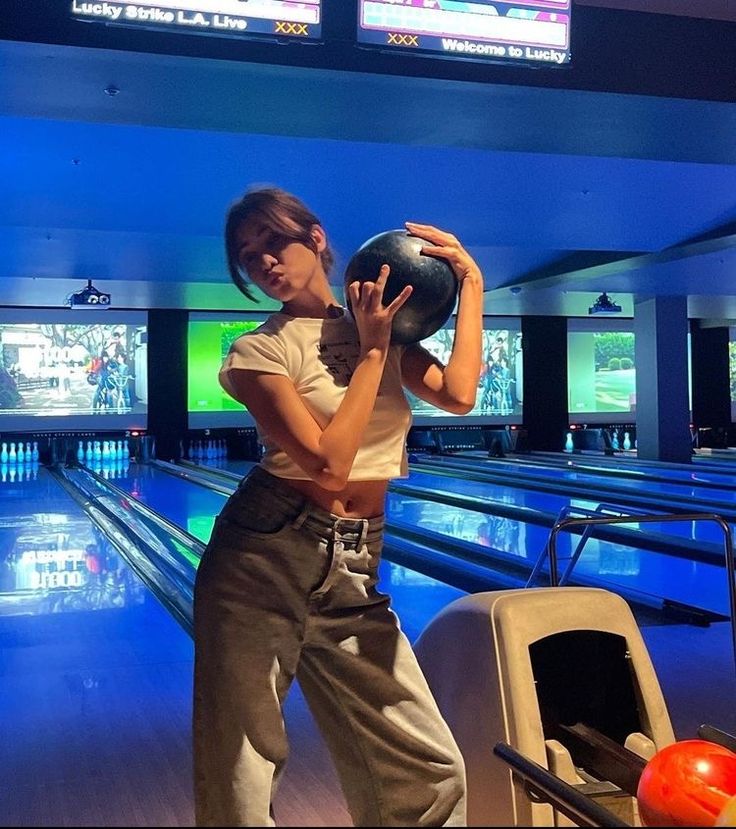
[401,222,484,414]
[225,266,412,491]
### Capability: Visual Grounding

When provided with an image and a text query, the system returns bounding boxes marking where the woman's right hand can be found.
[347,264,413,354]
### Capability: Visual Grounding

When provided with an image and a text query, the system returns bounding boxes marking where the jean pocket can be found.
[218,491,297,536]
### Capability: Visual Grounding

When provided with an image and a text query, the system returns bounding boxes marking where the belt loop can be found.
[357,518,369,548]
[291,504,310,530]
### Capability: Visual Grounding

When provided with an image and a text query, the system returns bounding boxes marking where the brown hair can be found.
[224,187,335,300]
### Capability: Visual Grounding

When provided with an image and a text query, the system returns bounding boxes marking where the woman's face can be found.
[234,215,325,301]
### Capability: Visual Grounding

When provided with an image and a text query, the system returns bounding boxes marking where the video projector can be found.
[66,280,111,309]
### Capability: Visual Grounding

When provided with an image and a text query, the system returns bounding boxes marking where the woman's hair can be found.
[224,186,335,300]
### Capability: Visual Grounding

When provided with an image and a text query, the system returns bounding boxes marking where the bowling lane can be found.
[111,462,466,642]
[526,447,736,477]
[397,465,732,564]
[114,461,732,619]
[471,451,736,490]
[0,464,196,827]
[410,453,736,513]
[196,459,734,615]
[0,464,151,617]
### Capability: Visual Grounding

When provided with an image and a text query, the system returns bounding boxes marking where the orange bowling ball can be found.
[637,739,736,827]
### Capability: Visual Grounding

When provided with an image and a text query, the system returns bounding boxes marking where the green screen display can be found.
[568,330,636,415]
[568,325,692,419]
[187,320,263,413]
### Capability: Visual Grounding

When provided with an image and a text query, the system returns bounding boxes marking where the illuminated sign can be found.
[70,0,322,41]
[357,1,571,66]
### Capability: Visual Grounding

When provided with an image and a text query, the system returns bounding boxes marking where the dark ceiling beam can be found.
[499,228,736,291]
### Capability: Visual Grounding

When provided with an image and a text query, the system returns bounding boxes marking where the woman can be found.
[193,186,484,827]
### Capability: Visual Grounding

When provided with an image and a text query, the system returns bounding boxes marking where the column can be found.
[690,322,731,445]
[633,296,691,463]
[521,316,568,451]
[147,309,188,462]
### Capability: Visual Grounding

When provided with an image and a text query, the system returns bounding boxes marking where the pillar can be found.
[521,316,568,451]
[633,296,691,463]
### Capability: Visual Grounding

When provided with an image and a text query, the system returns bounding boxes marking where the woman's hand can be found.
[405,221,483,289]
[347,264,413,354]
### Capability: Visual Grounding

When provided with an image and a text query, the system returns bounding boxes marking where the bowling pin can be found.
[623,431,631,451]
[77,441,85,463]
[564,432,574,453]
[31,441,39,462]
[0,443,7,464]
[8,442,16,464]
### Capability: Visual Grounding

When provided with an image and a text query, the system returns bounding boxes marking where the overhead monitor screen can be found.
[568,324,636,420]
[0,310,148,433]
[568,319,692,423]
[189,314,522,427]
[357,1,571,66]
[408,319,523,425]
[70,0,323,41]
[188,314,267,429]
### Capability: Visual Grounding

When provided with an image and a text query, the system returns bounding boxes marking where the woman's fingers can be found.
[375,263,390,288]
[350,265,390,309]
[385,284,413,315]
[405,221,457,246]
[405,221,480,283]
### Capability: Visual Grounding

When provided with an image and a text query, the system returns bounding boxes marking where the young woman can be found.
[193,187,484,827]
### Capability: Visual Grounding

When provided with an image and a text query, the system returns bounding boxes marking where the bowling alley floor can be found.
[641,620,736,741]
[0,455,733,827]
[1,570,734,827]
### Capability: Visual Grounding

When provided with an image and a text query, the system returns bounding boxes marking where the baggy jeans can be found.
[193,465,466,827]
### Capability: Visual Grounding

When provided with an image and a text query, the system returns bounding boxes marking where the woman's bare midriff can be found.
[281,477,389,519]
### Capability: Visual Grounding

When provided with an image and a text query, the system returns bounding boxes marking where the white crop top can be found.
[218,312,412,481]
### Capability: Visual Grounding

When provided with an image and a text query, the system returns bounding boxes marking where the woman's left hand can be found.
[405,221,483,287]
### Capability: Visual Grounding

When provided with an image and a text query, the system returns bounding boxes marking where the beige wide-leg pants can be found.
[193,466,466,827]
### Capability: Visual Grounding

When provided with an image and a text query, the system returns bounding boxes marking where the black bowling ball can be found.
[344,229,458,345]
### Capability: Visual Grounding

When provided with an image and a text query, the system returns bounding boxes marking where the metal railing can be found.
[544,510,736,678]
[526,503,665,589]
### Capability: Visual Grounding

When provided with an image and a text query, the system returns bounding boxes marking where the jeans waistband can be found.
[241,465,385,546]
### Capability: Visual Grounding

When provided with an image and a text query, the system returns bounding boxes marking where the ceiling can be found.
[1,10,736,319]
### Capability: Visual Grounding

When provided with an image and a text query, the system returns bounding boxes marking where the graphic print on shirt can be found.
[317,338,358,387]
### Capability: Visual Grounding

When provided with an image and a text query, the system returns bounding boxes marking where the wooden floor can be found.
[1,555,734,828]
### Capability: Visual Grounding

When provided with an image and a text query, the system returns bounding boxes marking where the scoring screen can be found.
[70,0,323,41]
[357,0,571,66]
